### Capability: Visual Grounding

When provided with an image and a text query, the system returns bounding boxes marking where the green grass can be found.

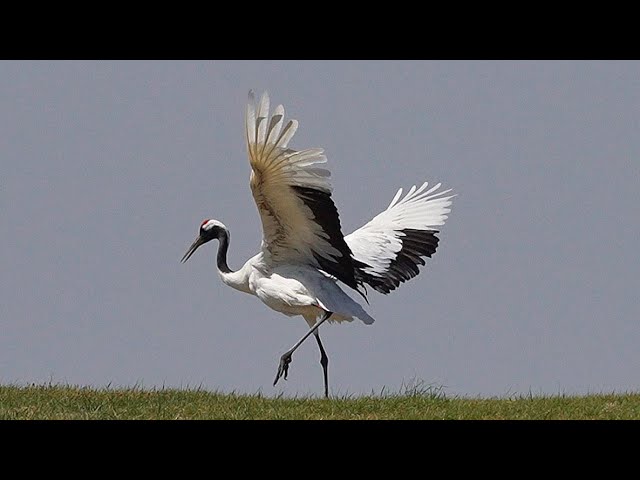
[2,383,640,419]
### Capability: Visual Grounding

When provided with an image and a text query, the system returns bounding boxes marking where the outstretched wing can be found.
[345,182,454,294]
[245,91,363,292]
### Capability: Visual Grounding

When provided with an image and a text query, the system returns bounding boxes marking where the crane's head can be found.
[180,219,227,263]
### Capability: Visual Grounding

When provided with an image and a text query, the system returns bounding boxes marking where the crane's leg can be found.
[314,330,329,398]
[273,311,333,389]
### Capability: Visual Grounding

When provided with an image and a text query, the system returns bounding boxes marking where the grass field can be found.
[2,384,640,419]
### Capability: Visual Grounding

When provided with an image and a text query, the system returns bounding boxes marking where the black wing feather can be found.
[358,228,440,294]
[292,186,368,293]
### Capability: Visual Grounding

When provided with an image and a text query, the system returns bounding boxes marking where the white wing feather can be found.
[245,91,363,291]
[345,181,455,292]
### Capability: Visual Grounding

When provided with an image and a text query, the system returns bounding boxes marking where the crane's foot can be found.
[273,351,293,386]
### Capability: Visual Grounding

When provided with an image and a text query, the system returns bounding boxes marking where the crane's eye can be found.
[200,222,219,238]
[200,219,216,235]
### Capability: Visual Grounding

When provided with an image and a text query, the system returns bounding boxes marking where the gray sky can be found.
[2,61,639,397]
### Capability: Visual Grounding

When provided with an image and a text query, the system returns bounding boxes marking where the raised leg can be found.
[273,311,333,389]
[314,330,329,398]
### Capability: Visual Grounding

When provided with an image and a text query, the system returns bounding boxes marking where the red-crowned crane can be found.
[182,91,455,397]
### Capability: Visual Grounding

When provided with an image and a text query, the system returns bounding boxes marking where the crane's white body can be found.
[218,250,375,327]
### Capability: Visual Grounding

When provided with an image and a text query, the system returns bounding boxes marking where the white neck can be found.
[219,258,255,295]
[213,225,262,295]
[211,227,250,294]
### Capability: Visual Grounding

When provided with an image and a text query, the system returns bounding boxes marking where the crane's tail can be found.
[311,275,376,324]
[344,181,455,294]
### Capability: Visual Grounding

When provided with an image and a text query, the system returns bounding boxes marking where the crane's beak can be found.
[181,236,205,263]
